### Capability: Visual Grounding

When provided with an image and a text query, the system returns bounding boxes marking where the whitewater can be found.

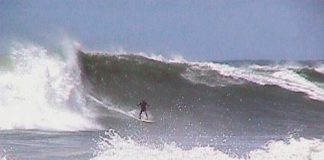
[0,43,324,160]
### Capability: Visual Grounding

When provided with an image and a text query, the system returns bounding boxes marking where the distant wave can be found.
[297,68,324,83]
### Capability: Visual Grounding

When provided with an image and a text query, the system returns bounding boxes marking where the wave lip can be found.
[315,65,324,74]
[183,62,324,102]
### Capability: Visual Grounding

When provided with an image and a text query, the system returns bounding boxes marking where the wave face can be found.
[78,51,324,138]
[0,44,100,131]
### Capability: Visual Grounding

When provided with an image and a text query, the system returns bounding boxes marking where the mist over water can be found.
[0,42,324,159]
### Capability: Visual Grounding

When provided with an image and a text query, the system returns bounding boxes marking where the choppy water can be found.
[0,43,324,159]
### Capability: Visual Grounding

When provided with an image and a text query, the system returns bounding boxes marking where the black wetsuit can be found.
[139,101,148,119]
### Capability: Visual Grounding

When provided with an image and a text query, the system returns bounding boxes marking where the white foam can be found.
[132,52,188,63]
[248,63,302,72]
[92,130,324,160]
[0,44,100,131]
[182,65,244,87]
[183,62,324,102]
[315,64,324,74]
[84,48,188,64]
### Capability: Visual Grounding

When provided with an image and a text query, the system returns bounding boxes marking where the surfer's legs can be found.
[145,111,148,120]
[139,110,143,119]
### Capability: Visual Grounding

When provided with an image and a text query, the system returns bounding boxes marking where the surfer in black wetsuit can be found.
[138,99,149,120]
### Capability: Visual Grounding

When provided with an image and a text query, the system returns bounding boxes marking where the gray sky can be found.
[1,0,323,60]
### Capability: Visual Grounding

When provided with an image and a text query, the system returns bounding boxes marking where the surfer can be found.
[137,99,149,120]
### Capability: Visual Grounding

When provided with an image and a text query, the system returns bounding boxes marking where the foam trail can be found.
[87,95,140,120]
[92,130,324,160]
[0,44,100,131]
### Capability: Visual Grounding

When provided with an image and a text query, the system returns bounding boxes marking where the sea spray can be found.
[184,62,324,102]
[92,130,324,160]
[0,44,100,131]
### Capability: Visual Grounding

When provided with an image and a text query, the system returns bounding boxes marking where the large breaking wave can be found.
[1,43,324,136]
[78,51,324,102]
[1,42,324,159]
[0,43,100,131]
[78,50,324,138]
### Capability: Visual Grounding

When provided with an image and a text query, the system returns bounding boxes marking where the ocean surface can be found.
[0,44,324,160]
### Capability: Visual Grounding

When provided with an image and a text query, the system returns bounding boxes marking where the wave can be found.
[78,51,324,137]
[0,44,100,131]
[297,68,324,83]
[91,130,324,160]
[1,43,324,134]
[315,64,324,75]
[184,62,324,102]
[79,51,324,102]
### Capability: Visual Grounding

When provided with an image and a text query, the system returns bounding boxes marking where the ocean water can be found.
[0,43,324,160]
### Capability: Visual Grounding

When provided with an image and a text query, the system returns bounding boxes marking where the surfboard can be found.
[138,119,155,123]
[127,112,155,123]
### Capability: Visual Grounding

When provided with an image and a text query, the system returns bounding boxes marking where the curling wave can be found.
[0,44,100,131]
